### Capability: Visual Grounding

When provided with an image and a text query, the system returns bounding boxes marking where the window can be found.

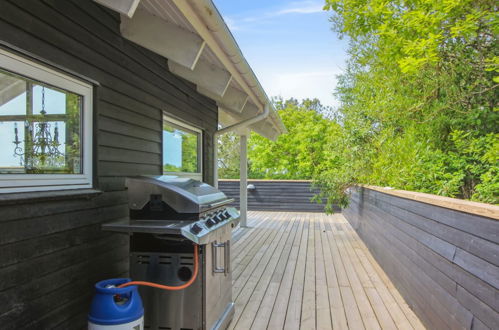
[0,49,93,193]
[163,116,202,180]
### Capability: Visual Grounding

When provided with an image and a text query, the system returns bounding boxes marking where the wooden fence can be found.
[218,179,331,212]
[343,186,499,330]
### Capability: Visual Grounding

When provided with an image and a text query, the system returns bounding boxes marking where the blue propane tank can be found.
[88,278,144,330]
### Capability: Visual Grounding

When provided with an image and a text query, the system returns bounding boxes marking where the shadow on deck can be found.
[228,211,425,330]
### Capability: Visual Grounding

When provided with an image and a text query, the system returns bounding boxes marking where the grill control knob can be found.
[190,223,202,235]
[205,218,216,228]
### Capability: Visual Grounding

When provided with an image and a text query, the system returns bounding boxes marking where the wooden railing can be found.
[218,179,333,212]
[343,186,499,329]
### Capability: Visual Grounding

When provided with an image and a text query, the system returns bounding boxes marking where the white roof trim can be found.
[170,0,286,137]
[93,0,286,139]
[94,0,141,18]
[121,8,206,70]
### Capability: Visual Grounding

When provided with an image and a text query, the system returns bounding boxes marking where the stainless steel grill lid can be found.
[126,176,230,214]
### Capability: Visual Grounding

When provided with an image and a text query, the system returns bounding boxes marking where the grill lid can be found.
[126,176,230,214]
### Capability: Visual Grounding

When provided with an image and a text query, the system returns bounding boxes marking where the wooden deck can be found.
[228,211,425,330]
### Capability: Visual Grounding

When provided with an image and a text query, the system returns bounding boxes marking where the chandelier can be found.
[13,86,63,170]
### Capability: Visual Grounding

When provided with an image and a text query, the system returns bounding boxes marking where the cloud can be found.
[223,16,239,31]
[215,0,347,108]
[226,1,324,29]
[260,67,344,108]
[276,2,323,15]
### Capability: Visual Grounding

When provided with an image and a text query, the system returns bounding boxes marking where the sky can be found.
[213,0,348,108]
[163,130,182,167]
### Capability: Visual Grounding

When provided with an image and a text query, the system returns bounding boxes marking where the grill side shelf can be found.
[102,219,193,235]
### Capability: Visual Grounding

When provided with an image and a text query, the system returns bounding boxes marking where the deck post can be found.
[214,137,219,188]
[239,130,249,227]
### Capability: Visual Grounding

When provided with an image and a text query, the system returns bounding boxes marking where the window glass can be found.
[163,119,201,174]
[0,69,82,174]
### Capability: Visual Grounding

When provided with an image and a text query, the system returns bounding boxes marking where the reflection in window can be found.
[163,119,201,174]
[0,69,82,174]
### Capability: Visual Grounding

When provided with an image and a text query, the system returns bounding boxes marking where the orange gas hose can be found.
[118,244,199,291]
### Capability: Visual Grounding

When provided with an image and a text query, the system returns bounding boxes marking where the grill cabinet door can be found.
[131,252,203,330]
[204,231,223,329]
[204,225,233,329]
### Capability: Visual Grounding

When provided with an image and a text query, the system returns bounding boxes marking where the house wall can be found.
[0,0,217,328]
[218,180,333,212]
[343,186,499,330]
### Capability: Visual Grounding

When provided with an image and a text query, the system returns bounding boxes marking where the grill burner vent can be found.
[136,255,150,264]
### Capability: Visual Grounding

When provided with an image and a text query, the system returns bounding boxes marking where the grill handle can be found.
[208,199,235,209]
[212,240,230,276]
[225,240,230,276]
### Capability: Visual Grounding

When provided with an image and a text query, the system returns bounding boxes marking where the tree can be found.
[217,132,240,179]
[217,98,342,181]
[248,98,341,179]
[316,0,498,207]
[163,126,199,173]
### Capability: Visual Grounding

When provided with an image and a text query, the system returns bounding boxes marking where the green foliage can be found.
[163,124,199,173]
[248,98,342,179]
[217,132,241,179]
[65,92,81,172]
[217,98,341,181]
[317,0,499,207]
[217,1,498,208]
[180,133,198,173]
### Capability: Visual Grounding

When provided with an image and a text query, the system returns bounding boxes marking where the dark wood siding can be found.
[0,0,217,328]
[218,180,335,212]
[343,187,499,330]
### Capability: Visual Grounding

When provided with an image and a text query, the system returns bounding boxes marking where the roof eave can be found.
[171,0,286,136]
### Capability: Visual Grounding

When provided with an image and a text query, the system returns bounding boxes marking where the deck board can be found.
[229,211,425,329]
[266,214,306,329]
[318,214,349,330]
[231,212,295,329]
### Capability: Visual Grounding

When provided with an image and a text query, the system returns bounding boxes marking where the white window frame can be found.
[0,48,93,193]
[163,115,203,181]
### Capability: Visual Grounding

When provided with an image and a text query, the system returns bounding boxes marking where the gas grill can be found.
[102,176,240,330]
